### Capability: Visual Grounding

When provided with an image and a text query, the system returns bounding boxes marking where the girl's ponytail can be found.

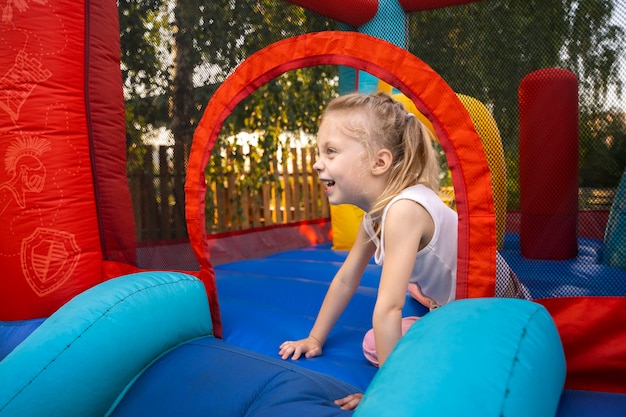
[402,114,439,191]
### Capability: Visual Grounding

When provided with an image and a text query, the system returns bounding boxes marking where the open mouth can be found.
[321,179,335,191]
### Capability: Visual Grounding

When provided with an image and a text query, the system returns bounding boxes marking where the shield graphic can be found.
[21,227,81,296]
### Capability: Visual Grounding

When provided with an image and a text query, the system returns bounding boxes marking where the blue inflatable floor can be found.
[110,337,360,417]
[215,244,427,391]
[213,238,626,416]
[3,235,626,416]
[498,234,626,298]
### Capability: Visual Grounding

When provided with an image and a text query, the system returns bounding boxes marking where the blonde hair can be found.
[322,92,440,236]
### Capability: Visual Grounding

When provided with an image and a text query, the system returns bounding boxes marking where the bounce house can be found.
[1,0,626,416]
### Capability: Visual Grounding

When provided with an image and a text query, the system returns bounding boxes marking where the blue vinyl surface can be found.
[2,238,626,416]
[499,234,626,298]
[213,240,626,416]
[110,337,359,417]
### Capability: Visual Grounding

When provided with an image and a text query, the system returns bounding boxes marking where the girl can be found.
[278,92,458,410]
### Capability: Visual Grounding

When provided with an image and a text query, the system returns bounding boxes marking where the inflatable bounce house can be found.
[1,0,626,416]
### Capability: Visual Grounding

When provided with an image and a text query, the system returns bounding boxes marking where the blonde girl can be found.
[279,92,458,410]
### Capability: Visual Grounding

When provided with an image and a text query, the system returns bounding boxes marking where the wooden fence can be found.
[128,144,330,242]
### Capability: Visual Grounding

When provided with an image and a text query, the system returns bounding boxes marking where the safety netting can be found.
[123,0,626,299]
[119,0,626,392]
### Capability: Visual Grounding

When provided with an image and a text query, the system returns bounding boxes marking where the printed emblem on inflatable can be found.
[0,51,52,123]
[0,0,112,320]
[0,136,50,213]
[0,136,80,296]
[21,227,80,296]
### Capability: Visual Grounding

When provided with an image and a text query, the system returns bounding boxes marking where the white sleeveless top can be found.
[363,184,458,307]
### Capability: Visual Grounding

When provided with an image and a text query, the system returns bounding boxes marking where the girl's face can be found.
[313,114,375,211]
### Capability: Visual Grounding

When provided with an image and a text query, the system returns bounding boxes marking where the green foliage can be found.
[118,0,168,95]
[119,0,336,231]
[209,66,338,225]
[119,0,335,153]
[120,0,625,218]
[580,110,626,187]
[408,0,624,202]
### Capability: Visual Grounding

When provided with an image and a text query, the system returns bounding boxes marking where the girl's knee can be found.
[362,316,421,367]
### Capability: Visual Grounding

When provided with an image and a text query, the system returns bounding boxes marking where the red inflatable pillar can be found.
[0,0,136,320]
[519,68,579,259]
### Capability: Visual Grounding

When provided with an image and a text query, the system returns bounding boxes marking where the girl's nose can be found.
[312,159,322,172]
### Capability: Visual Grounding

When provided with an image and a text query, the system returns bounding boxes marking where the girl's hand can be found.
[334,393,363,410]
[278,336,322,360]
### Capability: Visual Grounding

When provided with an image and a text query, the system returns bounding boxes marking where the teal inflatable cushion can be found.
[355,298,565,417]
[0,272,213,417]
[603,169,626,269]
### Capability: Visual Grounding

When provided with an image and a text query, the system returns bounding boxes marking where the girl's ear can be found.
[371,148,392,176]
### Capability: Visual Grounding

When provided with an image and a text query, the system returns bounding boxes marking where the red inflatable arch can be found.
[0,0,136,321]
[186,31,497,337]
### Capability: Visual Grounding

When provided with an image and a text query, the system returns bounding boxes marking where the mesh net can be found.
[122,0,626,300]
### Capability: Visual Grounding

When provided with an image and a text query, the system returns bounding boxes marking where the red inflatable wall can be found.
[519,68,579,260]
[0,0,136,320]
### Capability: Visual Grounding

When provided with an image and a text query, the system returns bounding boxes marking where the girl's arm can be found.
[335,200,435,412]
[279,223,375,360]
[372,199,433,366]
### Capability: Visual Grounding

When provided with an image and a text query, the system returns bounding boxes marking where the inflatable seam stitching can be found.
[244,368,341,412]
[498,305,543,414]
[191,340,352,404]
[105,335,213,417]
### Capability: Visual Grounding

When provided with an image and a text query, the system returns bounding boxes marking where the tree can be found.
[580,110,626,187]
[407,0,624,202]
[118,0,336,237]
[119,0,625,225]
